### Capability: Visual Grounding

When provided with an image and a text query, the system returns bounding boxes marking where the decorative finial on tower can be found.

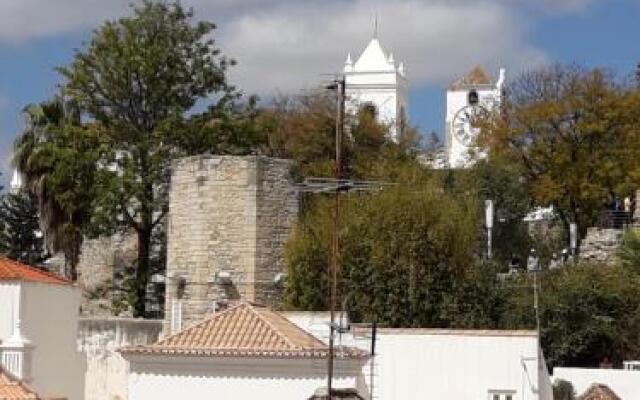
[496,67,506,90]
[344,53,353,72]
[388,53,395,65]
[345,53,353,66]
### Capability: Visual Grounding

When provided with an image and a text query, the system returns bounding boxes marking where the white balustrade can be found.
[0,344,33,381]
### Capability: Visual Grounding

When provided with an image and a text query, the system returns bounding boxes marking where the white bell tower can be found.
[343,28,408,142]
[445,66,505,168]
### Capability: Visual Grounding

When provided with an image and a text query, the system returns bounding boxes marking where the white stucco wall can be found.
[364,331,548,400]
[345,71,408,142]
[21,282,85,400]
[126,356,365,400]
[0,282,19,340]
[552,367,640,399]
[285,314,551,400]
[78,318,163,400]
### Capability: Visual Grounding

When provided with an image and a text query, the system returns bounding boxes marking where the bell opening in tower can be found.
[468,90,479,106]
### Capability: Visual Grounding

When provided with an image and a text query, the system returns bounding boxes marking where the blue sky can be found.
[1,0,640,187]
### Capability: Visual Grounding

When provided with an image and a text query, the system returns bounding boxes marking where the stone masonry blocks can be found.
[165,155,299,331]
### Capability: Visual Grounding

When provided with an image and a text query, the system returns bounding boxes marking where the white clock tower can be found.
[445,66,505,168]
[343,33,408,142]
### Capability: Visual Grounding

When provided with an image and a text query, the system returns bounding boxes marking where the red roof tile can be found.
[0,368,40,399]
[120,303,368,360]
[450,65,493,89]
[0,257,71,286]
[579,384,622,400]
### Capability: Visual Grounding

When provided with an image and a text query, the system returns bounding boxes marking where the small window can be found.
[468,90,479,105]
[489,390,516,400]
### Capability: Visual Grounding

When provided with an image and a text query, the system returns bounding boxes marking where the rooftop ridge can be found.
[250,306,301,350]
[155,301,248,346]
[256,307,326,350]
[120,303,369,359]
[450,65,493,90]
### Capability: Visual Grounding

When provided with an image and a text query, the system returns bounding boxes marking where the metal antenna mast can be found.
[327,75,345,399]
[296,75,393,399]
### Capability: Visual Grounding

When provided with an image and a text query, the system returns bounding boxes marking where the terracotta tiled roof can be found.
[0,257,71,286]
[579,384,622,400]
[120,303,368,359]
[450,65,493,89]
[0,368,40,399]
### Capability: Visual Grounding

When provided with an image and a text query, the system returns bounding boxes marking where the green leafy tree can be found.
[501,264,640,368]
[553,379,576,400]
[284,180,493,327]
[55,1,247,316]
[258,90,419,181]
[480,65,640,236]
[0,190,45,265]
[618,229,640,274]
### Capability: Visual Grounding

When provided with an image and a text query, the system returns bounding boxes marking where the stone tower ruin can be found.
[164,155,299,332]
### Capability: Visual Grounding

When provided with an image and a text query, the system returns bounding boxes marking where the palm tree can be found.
[13,97,87,279]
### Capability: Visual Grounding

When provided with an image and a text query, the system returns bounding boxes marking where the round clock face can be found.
[453,105,483,146]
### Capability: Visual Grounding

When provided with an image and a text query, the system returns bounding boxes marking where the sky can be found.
[1,0,640,187]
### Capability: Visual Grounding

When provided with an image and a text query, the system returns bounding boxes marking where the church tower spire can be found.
[342,21,409,142]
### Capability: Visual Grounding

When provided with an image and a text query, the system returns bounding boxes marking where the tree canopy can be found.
[284,175,494,327]
[0,190,45,265]
[15,1,257,316]
[480,65,640,235]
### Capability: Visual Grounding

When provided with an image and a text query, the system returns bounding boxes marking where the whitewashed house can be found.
[0,257,85,400]
[287,314,553,400]
[359,328,553,400]
[120,302,369,400]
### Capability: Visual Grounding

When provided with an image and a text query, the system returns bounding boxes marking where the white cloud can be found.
[0,0,548,94]
[218,0,548,93]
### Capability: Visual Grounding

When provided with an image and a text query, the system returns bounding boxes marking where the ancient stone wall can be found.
[78,317,163,400]
[579,227,625,265]
[165,155,299,331]
[76,233,138,317]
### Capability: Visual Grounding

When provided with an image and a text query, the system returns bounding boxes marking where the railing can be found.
[0,345,33,381]
[598,210,633,229]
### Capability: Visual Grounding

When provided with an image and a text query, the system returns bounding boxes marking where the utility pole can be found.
[296,75,391,399]
[327,75,345,399]
[533,270,541,352]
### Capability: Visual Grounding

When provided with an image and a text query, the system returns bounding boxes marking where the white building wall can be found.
[285,315,551,400]
[127,356,365,400]
[21,282,85,400]
[0,282,19,340]
[552,367,640,399]
[359,331,549,400]
[78,317,163,400]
